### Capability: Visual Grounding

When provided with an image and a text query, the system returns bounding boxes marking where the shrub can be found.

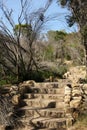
[25,70,53,82]
[0,80,7,86]
[22,64,68,82]
[56,65,68,78]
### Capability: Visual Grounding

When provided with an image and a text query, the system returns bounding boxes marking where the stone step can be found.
[26,128,66,130]
[35,82,59,88]
[21,82,60,88]
[19,107,65,118]
[23,99,65,108]
[38,128,66,130]
[0,87,10,94]
[24,93,64,100]
[17,126,66,130]
[21,117,66,129]
[27,87,64,94]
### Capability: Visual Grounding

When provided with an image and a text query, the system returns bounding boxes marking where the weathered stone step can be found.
[23,99,56,108]
[0,87,10,94]
[30,128,66,130]
[38,128,66,130]
[19,107,65,118]
[35,82,59,88]
[23,99,65,108]
[21,117,66,129]
[21,82,60,88]
[24,93,64,100]
[27,87,64,94]
[17,126,66,130]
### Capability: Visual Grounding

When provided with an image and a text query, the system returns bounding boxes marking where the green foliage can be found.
[77,113,87,126]
[14,24,32,36]
[58,0,87,36]
[54,30,67,41]
[65,54,71,61]
[56,65,68,78]
[47,30,84,64]
[22,70,53,82]
[79,77,87,84]
[59,0,67,6]
[45,64,68,78]
[47,30,57,41]
[47,30,67,42]
[44,45,54,61]
[0,80,7,86]
[82,25,87,38]
[6,75,18,84]
[0,74,18,85]
[18,64,68,82]
[66,15,76,27]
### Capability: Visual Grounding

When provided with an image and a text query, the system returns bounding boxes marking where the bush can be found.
[0,75,18,86]
[6,75,18,84]
[0,80,7,86]
[19,64,68,82]
[0,64,68,83]
[24,70,53,82]
[56,65,68,78]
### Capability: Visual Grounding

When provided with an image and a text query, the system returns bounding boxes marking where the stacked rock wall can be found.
[65,83,87,123]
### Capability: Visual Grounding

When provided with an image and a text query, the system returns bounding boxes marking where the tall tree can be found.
[47,30,67,61]
[58,0,87,73]
[53,30,67,62]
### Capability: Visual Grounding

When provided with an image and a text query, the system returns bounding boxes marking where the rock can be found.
[24,80,36,87]
[72,96,82,100]
[72,90,81,97]
[65,86,71,91]
[82,84,87,94]
[65,85,72,96]
[63,72,71,79]
[72,111,79,119]
[10,85,18,95]
[65,103,70,108]
[65,95,71,103]
[12,94,20,105]
[70,100,81,108]
[66,117,73,127]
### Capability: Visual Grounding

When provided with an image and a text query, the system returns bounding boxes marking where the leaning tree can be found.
[58,0,87,73]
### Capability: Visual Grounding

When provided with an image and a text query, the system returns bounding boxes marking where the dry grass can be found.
[69,113,87,130]
[69,124,87,130]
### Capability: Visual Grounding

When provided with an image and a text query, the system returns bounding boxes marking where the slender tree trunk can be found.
[84,36,87,78]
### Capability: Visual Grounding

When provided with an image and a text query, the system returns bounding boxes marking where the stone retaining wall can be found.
[65,83,87,123]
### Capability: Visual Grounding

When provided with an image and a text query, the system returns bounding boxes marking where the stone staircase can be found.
[16,82,72,130]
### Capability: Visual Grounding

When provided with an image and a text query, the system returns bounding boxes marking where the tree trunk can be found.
[84,36,87,78]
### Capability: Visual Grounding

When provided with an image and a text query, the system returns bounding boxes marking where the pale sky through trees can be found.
[0,0,78,33]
